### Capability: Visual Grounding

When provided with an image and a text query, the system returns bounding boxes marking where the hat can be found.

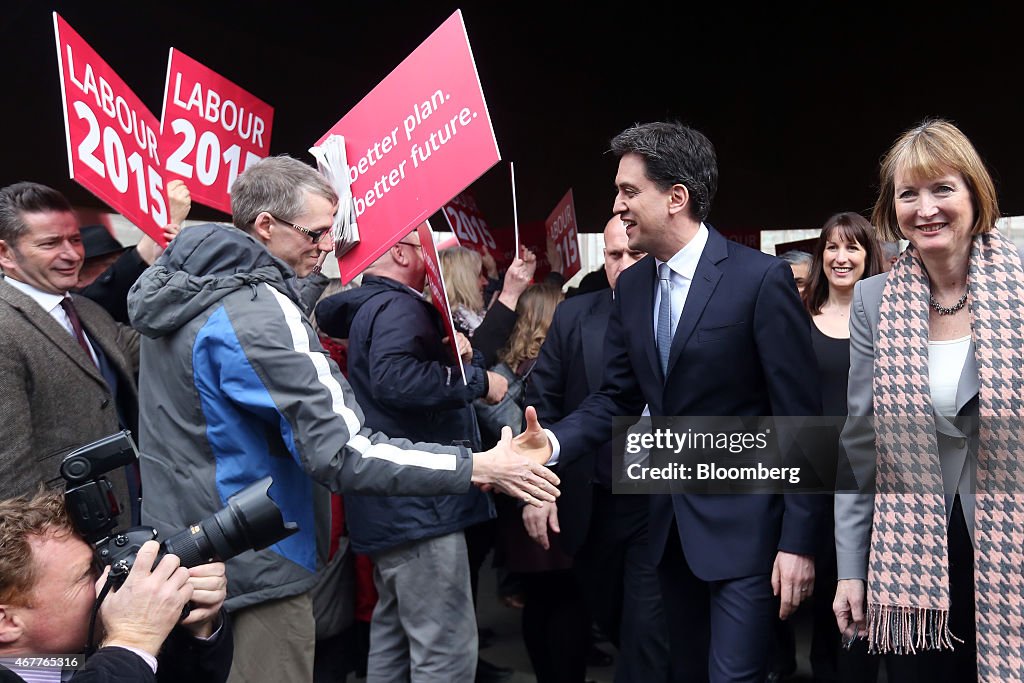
[80,225,126,260]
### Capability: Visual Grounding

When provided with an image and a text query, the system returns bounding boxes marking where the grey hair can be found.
[230,155,338,233]
[610,122,718,221]
[881,241,901,260]
[778,250,812,267]
[0,182,73,244]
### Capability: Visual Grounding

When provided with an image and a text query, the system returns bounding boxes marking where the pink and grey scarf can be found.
[870,228,1024,680]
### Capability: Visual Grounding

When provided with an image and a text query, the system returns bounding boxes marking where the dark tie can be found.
[60,297,97,367]
[656,263,673,375]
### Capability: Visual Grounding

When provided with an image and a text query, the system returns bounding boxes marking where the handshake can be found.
[469,406,558,506]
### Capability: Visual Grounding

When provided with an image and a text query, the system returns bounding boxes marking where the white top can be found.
[928,335,971,417]
[652,223,709,340]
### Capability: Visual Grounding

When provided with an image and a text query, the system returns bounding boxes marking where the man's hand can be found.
[451,332,474,363]
[511,406,553,466]
[167,179,192,226]
[136,223,182,265]
[771,550,815,619]
[98,541,193,656]
[180,562,227,639]
[523,500,559,550]
[472,426,560,507]
[834,579,867,640]
[497,248,537,310]
[485,370,509,404]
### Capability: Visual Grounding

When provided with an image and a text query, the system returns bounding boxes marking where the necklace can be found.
[929,288,968,315]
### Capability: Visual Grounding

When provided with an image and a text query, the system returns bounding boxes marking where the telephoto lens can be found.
[161,477,298,567]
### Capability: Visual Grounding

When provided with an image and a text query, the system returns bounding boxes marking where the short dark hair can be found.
[0,182,73,245]
[610,122,718,221]
[802,212,886,316]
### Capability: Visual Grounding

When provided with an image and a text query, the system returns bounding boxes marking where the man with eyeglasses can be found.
[126,155,559,683]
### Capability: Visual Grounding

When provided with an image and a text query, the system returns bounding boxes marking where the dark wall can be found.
[3,2,1021,233]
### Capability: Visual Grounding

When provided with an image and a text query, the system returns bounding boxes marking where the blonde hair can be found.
[499,284,562,370]
[439,246,484,314]
[873,119,1000,242]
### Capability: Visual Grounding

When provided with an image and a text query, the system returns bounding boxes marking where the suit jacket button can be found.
[100,398,110,409]
[955,437,967,450]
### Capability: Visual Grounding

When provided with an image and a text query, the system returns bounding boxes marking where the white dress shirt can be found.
[5,276,99,366]
[545,223,710,465]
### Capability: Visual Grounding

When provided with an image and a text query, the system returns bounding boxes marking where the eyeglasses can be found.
[269,214,331,244]
[397,241,423,252]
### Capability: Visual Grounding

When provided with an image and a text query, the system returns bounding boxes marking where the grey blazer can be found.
[834,272,980,581]
[0,277,139,506]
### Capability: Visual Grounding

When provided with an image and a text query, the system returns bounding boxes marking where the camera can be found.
[61,431,298,584]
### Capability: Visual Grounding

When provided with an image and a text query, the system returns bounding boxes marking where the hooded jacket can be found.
[127,224,472,611]
[315,275,494,555]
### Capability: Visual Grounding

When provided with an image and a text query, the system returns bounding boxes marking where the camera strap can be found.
[84,572,119,658]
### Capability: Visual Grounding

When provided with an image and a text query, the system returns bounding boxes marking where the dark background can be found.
[4,1,1022,234]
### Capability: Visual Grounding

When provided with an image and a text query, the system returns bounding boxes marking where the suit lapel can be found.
[0,280,106,384]
[666,228,728,377]
[580,291,613,392]
[630,257,663,383]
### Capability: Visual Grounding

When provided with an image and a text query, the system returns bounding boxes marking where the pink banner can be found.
[544,189,581,279]
[53,13,168,243]
[418,222,466,384]
[160,49,273,214]
[315,10,500,284]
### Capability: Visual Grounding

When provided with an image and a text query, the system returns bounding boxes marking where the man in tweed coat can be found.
[0,182,139,515]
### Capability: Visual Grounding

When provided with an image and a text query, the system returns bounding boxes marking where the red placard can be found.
[442,190,505,267]
[418,222,466,384]
[53,13,168,243]
[491,220,552,282]
[160,49,273,214]
[315,10,501,284]
[544,189,581,279]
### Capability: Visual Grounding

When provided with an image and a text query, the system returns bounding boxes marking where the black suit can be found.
[551,227,823,683]
[529,289,670,682]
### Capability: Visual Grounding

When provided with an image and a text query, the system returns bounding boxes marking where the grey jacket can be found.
[127,224,474,610]
[834,272,979,581]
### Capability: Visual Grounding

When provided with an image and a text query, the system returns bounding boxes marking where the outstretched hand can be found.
[472,424,559,507]
[511,406,553,466]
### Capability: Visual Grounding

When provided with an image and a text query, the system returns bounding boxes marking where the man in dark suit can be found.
[524,215,668,681]
[0,182,139,515]
[516,122,822,682]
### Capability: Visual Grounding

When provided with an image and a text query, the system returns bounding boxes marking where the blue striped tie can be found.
[657,263,673,376]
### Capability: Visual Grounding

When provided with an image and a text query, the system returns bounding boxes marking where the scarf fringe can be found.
[867,603,963,655]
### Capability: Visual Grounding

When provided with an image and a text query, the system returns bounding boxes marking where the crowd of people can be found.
[0,116,1019,683]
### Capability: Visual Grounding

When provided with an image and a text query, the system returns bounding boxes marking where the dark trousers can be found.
[882,495,977,682]
[575,488,670,683]
[658,520,775,683]
[521,570,590,683]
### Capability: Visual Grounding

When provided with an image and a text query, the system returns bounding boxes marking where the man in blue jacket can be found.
[315,228,506,682]
[127,157,558,683]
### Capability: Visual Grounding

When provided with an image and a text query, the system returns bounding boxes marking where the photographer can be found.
[0,490,232,682]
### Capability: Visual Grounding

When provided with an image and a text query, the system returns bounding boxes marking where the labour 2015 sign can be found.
[53,13,168,243]
[545,189,581,279]
[314,10,501,284]
[160,49,273,214]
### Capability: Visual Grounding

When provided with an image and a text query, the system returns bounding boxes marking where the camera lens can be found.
[161,477,298,567]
